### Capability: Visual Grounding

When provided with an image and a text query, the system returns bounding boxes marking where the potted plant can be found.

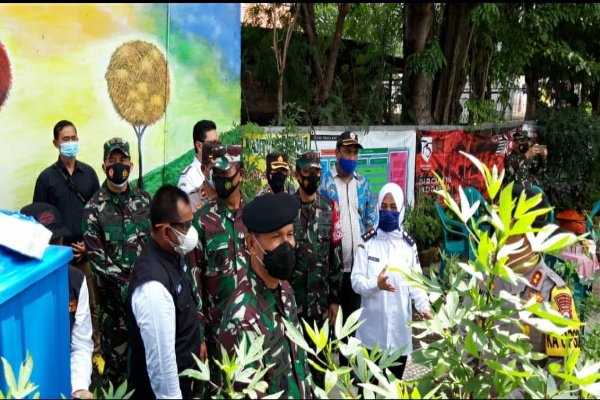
[404,195,443,276]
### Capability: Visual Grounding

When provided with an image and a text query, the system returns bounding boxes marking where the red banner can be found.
[415,129,515,201]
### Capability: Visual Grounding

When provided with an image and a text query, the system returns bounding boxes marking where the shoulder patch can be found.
[546,268,566,287]
[180,165,192,175]
[361,228,376,242]
[402,230,416,247]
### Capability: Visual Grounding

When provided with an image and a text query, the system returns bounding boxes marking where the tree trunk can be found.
[524,68,538,120]
[273,4,300,125]
[400,3,435,125]
[300,3,352,107]
[432,3,474,125]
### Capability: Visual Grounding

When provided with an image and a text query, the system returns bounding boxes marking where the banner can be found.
[415,129,514,200]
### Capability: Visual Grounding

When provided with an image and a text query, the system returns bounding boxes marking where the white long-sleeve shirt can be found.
[131,281,182,399]
[71,277,93,395]
[351,229,431,355]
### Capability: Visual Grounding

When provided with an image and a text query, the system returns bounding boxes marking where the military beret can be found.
[296,150,322,170]
[243,192,300,233]
[266,151,290,171]
[511,184,551,228]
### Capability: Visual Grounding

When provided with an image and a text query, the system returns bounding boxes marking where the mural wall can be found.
[0,3,241,210]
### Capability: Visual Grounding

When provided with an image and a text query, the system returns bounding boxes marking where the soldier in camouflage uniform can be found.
[83,138,152,387]
[220,192,312,398]
[291,150,343,387]
[191,144,250,389]
[504,130,548,188]
[256,151,296,196]
[186,141,220,212]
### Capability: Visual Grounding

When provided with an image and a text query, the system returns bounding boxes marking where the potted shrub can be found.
[404,195,443,276]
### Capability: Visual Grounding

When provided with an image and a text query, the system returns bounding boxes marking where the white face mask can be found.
[168,226,198,256]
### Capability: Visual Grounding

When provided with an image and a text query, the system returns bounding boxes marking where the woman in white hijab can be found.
[351,182,433,380]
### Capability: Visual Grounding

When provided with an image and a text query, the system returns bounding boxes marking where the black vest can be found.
[126,238,201,399]
[68,265,85,332]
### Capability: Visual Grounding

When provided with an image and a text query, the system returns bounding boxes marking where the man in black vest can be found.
[126,185,202,399]
[20,202,94,399]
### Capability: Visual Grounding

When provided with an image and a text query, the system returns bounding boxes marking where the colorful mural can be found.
[0,3,241,210]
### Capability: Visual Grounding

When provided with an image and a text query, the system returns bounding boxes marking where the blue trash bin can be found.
[0,245,72,398]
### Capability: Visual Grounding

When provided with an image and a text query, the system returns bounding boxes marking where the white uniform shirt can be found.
[332,170,362,273]
[131,281,182,399]
[178,156,204,195]
[71,277,93,395]
[351,229,430,355]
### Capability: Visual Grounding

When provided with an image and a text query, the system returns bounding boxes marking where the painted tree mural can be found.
[0,40,11,111]
[105,40,170,189]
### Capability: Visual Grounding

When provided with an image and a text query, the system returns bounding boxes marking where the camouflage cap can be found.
[201,142,225,166]
[213,145,243,170]
[296,150,322,170]
[514,130,528,141]
[104,137,131,160]
[266,151,290,171]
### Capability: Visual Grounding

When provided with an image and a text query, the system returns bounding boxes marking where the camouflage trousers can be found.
[97,303,129,389]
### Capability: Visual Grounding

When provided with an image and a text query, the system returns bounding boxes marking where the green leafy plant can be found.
[0,352,134,399]
[404,196,443,250]
[581,324,600,363]
[406,151,600,399]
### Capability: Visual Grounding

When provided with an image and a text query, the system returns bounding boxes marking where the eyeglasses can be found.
[170,220,194,232]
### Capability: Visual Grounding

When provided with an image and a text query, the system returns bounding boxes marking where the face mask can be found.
[518,143,529,153]
[378,210,400,232]
[338,157,357,175]
[214,170,240,199]
[168,226,198,256]
[253,235,296,280]
[268,172,287,194]
[106,163,131,187]
[299,173,320,196]
[60,141,79,159]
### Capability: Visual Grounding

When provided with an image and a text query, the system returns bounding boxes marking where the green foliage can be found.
[536,107,600,211]
[464,99,503,128]
[581,323,600,363]
[408,152,600,398]
[404,196,443,250]
[0,352,133,399]
[405,41,446,79]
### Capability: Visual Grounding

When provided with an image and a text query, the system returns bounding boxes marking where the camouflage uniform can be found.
[504,151,547,188]
[219,268,313,398]
[83,181,151,386]
[190,145,250,387]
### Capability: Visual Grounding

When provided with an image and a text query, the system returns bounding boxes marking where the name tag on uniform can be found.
[368,256,380,262]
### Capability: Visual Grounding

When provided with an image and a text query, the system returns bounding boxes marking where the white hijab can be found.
[376,182,405,240]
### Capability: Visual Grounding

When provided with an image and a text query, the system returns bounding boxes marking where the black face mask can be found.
[299,173,320,196]
[268,171,287,194]
[214,170,240,199]
[518,143,529,153]
[106,163,131,186]
[255,237,296,280]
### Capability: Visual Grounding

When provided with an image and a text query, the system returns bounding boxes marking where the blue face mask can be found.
[338,157,357,175]
[60,141,79,159]
[378,210,400,232]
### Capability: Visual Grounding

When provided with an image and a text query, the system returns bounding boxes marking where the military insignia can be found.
[402,230,416,247]
[38,211,55,225]
[528,290,544,303]
[530,270,543,286]
[225,181,232,190]
[368,256,380,262]
[350,132,355,139]
[122,169,129,179]
[69,299,77,313]
[361,228,376,242]
[523,324,531,336]
[277,155,283,163]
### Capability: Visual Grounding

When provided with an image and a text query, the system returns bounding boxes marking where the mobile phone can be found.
[537,144,547,151]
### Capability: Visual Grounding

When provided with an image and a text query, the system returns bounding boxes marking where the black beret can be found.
[511,184,550,228]
[243,192,300,233]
